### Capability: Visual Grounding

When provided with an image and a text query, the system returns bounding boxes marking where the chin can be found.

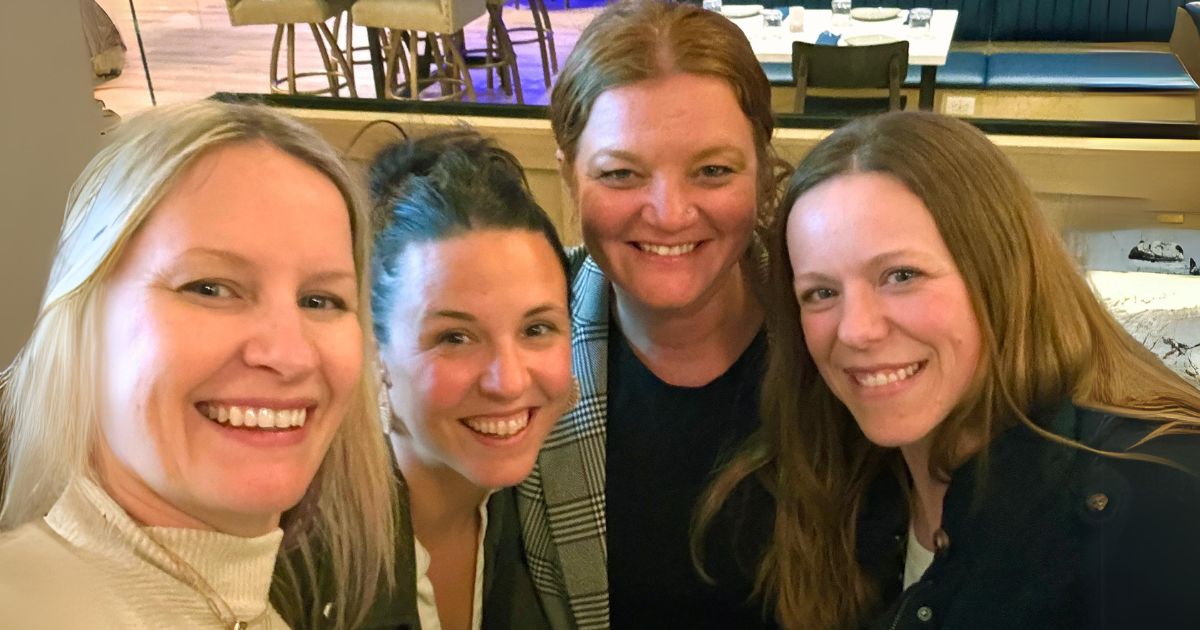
[469,462,537,491]
[208,476,311,517]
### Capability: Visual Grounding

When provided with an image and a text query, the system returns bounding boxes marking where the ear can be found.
[556,148,578,196]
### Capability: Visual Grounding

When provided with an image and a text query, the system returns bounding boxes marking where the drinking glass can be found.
[831,0,852,27]
[788,5,805,31]
[702,0,722,12]
[909,7,933,36]
[763,8,784,35]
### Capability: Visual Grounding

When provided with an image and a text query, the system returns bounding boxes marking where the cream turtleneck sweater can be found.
[0,477,288,629]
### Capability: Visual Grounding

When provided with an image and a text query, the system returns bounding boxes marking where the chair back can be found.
[791,39,909,114]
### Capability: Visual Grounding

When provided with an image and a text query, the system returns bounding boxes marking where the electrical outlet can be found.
[944,96,976,116]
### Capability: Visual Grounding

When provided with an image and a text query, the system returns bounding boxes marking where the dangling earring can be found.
[378,362,401,434]
[566,377,581,410]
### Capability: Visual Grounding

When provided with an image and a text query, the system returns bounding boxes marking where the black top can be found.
[606,320,776,629]
[860,403,1200,630]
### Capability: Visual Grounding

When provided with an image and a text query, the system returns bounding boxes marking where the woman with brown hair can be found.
[519,1,787,628]
[700,111,1200,629]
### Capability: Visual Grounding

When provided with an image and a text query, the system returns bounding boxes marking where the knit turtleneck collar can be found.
[45,476,284,622]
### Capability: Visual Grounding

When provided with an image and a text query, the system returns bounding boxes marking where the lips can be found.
[461,409,532,438]
[196,402,310,430]
[847,361,925,388]
[636,242,700,257]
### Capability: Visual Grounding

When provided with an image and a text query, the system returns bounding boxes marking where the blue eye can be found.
[599,168,636,182]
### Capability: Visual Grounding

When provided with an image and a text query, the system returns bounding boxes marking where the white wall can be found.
[0,3,104,365]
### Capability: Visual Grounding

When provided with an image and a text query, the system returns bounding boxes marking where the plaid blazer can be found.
[517,249,612,630]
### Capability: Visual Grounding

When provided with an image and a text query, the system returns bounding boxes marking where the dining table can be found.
[729,7,960,111]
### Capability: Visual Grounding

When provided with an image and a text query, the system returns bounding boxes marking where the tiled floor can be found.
[94,0,607,117]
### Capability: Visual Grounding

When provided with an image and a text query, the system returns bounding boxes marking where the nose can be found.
[479,341,531,400]
[836,285,889,350]
[242,299,320,381]
[642,176,696,232]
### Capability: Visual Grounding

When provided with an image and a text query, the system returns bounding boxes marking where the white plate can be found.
[721,4,763,19]
[842,34,902,46]
[849,7,902,21]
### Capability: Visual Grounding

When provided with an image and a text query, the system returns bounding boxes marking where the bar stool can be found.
[466,0,524,103]
[224,0,357,97]
[506,0,557,87]
[353,0,486,101]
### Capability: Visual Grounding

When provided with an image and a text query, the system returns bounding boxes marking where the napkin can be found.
[815,30,842,45]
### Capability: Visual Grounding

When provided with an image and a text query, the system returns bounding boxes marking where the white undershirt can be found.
[413,500,489,630]
[903,524,935,589]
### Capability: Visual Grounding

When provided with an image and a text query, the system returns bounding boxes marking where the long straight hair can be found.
[0,99,396,630]
[696,112,1200,629]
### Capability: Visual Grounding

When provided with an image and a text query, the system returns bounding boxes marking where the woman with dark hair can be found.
[701,111,1200,629]
[323,128,571,630]
[519,1,788,628]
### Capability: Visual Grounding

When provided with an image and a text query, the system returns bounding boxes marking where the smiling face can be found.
[567,72,760,317]
[786,172,982,450]
[380,229,572,490]
[95,141,362,536]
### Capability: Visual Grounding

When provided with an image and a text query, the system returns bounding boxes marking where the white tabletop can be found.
[732,8,958,67]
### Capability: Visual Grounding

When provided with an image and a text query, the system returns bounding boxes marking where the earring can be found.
[566,377,581,410]
[378,363,401,434]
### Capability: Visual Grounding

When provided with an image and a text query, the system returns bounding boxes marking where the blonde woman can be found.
[700,111,1200,629]
[0,100,395,629]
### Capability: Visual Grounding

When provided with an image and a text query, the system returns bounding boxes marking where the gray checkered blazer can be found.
[517,248,612,630]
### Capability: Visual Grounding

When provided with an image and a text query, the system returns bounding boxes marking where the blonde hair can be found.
[549,0,789,221]
[697,112,1200,628]
[0,99,395,629]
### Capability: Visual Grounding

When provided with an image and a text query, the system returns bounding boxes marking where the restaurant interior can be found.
[3,0,1198,384]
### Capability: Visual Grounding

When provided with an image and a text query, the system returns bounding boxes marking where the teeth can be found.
[463,410,530,438]
[198,404,308,430]
[638,242,698,257]
[854,363,921,388]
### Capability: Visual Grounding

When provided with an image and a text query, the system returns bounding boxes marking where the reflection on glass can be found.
[831,0,852,27]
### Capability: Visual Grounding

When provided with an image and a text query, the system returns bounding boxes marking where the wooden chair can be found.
[465,0,524,103]
[353,0,487,101]
[791,39,909,115]
[224,0,357,97]
[506,0,557,87]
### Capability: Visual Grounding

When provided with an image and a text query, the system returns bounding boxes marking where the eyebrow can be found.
[425,303,566,323]
[866,249,931,268]
[174,247,355,284]
[791,249,932,283]
[590,144,747,165]
[692,145,748,163]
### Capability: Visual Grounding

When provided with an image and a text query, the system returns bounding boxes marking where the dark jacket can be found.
[861,403,1200,630]
[276,486,552,630]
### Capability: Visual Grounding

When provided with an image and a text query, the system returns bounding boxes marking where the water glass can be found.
[831,0,852,27]
[909,7,933,35]
[788,5,805,31]
[702,0,722,12]
[763,8,784,33]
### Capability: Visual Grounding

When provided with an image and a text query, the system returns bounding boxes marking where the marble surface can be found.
[1089,270,1200,388]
